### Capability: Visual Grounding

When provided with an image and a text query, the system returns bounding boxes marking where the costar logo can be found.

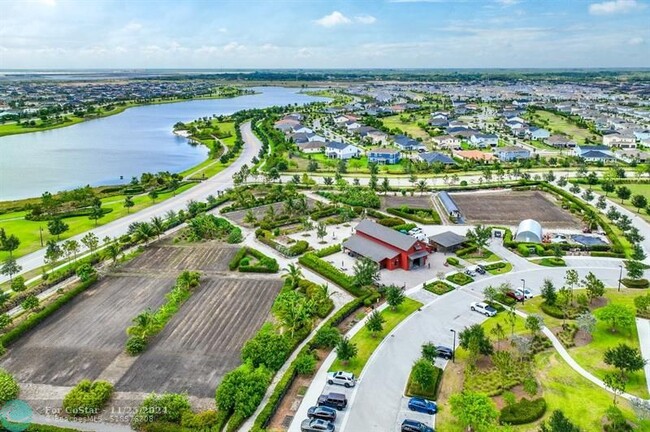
[0,400,33,432]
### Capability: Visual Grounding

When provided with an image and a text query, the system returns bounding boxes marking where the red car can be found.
[506,291,524,302]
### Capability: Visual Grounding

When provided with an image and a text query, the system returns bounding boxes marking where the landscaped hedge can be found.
[377,217,408,227]
[621,278,649,289]
[483,262,507,271]
[26,207,113,221]
[256,230,310,257]
[229,247,279,273]
[424,281,455,295]
[446,272,474,286]
[446,257,459,266]
[405,365,443,399]
[314,244,341,258]
[386,207,441,224]
[456,244,478,257]
[499,398,547,425]
[63,380,113,418]
[540,302,581,320]
[0,275,98,347]
[298,253,367,297]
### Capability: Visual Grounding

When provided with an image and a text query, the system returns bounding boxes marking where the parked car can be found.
[413,233,428,242]
[408,227,423,236]
[408,397,438,415]
[516,288,534,299]
[506,291,524,302]
[435,345,453,360]
[401,419,435,432]
[474,265,486,275]
[317,392,348,411]
[307,406,337,422]
[470,301,497,317]
[327,371,356,388]
[301,418,335,432]
[464,269,476,277]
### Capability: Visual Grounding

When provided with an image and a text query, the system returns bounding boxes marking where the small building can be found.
[470,133,499,148]
[545,135,576,148]
[342,220,429,270]
[429,231,467,253]
[515,219,542,243]
[368,148,401,164]
[418,152,456,165]
[297,141,326,154]
[438,191,463,222]
[602,131,637,149]
[325,142,362,160]
[393,135,426,152]
[575,145,615,162]
[495,146,531,162]
[432,135,461,150]
[528,127,550,140]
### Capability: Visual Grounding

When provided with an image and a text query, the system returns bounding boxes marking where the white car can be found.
[516,288,534,299]
[327,371,356,388]
[470,302,497,317]
[408,227,423,236]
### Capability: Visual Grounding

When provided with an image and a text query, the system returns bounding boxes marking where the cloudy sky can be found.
[1,0,649,69]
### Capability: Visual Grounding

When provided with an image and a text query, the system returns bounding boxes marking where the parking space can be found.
[294,381,356,431]
[393,397,435,432]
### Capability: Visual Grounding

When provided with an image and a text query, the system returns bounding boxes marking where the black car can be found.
[435,345,453,360]
[307,406,337,422]
[317,392,347,411]
[401,419,434,432]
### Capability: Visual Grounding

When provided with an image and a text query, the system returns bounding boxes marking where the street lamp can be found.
[449,329,457,363]
[520,278,526,305]
[618,265,623,292]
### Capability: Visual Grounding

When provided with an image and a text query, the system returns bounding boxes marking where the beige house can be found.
[432,135,461,150]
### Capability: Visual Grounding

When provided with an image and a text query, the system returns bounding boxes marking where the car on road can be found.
[408,397,438,415]
[474,265,486,275]
[435,345,453,360]
[327,371,356,388]
[516,288,534,299]
[301,418,335,432]
[401,419,435,432]
[307,406,337,422]
[317,392,348,411]
[470,301,497,317]
[506,290,524,302]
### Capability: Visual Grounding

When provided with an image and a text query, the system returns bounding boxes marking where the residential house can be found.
[575,145,614,162]
[325,142,362,160]
[545,135,576,148]
[495,146,531,162]
[418,152,456,165]
[633,130,650,141]
[428,117,449,128]
[368,148,401,164]
[367,129,389,145]
[292,124,313,134]
[393,134,426,152]
[432,135,461,150]
[470,133,499,148]
[345,121,362,131]
[602,131,637,149]
[527,127,551,140]
[333,114,358,125]
[274,118,300,132]
[454,150,495,162]
[616,149,650,163]
[297,141,326,154]
[342,220,430,270]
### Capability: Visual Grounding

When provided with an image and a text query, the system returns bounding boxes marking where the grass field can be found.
[486,262,513,275]
[529,110,599,144]
[381,114,431,141]
[591,182,650,222]
[329,298,422,377]
[290,153,407,174]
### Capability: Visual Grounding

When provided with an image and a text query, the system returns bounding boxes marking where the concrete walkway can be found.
[636,318,650,397]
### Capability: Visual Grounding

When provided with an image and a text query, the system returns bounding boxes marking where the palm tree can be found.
[417,179,428,196]
[106,243,120,264]
[150,216,165,238]
[282,264,303,289]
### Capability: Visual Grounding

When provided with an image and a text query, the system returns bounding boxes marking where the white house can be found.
[528,127,550,140]
[432,135,461,150]
[470,133,499,148]
[602,131,637,149]
[325,142,362,160]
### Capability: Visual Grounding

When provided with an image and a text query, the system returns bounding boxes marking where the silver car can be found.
[470,301,497,317]
[327,371,356,388]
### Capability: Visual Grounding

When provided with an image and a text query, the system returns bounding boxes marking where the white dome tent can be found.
[515,219,543,243]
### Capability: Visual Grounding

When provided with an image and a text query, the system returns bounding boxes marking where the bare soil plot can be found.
[0,274,174,386]
[223,197,317,225]
[451,190,580,229]
[380,194,433,210]
[116,276,282,397]
[123,243,238,273]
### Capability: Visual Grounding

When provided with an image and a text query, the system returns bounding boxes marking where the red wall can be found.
[357,231,427,271]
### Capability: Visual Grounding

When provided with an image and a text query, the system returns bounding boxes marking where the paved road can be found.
[1,122,261,284]
[297,264,638,432]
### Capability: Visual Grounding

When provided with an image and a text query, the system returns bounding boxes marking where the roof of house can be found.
[433,134,459,142]
[455,150,495,161]
[342,234,400,263]
[439,191,460,214]
[297,141,326,149]
[326,141,354,150]
[355,219,417,252]
[394,134,419,146]
[369,147,400,154]
[419,152,455,164]
[497,146,529,153]
[429,231,466,248]
[581,150,613,159]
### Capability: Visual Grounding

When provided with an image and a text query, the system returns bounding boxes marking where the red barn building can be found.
[343,220,430,270]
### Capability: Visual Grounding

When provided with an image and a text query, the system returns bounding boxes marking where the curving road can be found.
[0,122,261,284]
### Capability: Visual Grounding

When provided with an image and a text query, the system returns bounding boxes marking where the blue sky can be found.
[1,0,649,68]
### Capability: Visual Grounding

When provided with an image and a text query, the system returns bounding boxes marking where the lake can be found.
[0,87,326,201]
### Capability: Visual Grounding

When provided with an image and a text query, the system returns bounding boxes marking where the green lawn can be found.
[329,298,422,377]
[462,250,501,264]
[528,110,599,144]
[486,262,513,275]
[530,257,566,267]
[591,183,650,222]
[381,114,431,141]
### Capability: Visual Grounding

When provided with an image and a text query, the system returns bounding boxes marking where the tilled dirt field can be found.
[450,190,580,228]
[116,276,282,397]
[123,243,238,273]
[380,194,434,210]
[223,197,317,225]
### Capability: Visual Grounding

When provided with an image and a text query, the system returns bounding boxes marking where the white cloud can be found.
[355,15,377,24]
[315,11,352,27]
[628,36,645,45]
[495,0,521,5]
[589,0,643,15]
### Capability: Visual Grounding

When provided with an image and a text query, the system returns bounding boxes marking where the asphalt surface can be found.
[0,122,261,284]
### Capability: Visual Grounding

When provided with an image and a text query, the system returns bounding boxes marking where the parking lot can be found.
[393,397,436,432]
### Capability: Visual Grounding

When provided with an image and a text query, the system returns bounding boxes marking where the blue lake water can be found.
[0,87,326,200]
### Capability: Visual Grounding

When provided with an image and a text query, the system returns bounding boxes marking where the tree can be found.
[148,190,159,203]
[80,232,99,255]
[490,322,506,349]
[352,258,380,289]
[10,275,25,292]
[381,177,390,195]
[421,342,439,363]
[0,314,12,331]
[281,263,302,290]
[243,210,257,225]
[576,312,596,336]
[412,358,437,390]
[316,222,327,242]
[595,303,635,333]
[0,231,20,257]
[87,204,105,226]
[624,259,645,280]
[106,242,120,264]
[449,391,498,431]
[616,186,631,203]
[604,372,627,404]
[22,295,39,311]
[124,196,135,213]
[76,263,96,282]
[63,239,80,262]
[582,272,605,303]
[541,278,557,306]
[596,195,607,210]
[417,179,428,196]
[482,285,499,304]
[365,310,385,337]
[524,314,544,336]
[385,285,405,310]
[466,224,491,255]
[631,194,648,212]
[272,291,314,338]
[564,269,579,303]
[604,343,647,380]
[336,337,358,364]
[540,410,581,432]
[1,257,21,282]
[459,324,493,356]
[601,181,615,197]
[150,216,165,238]
[44,240,63,267]
[48,218,69,240]
[506,304,517,337]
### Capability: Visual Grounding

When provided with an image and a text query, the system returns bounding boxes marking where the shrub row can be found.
[0,275,98,347]
[314,244,341,258]
[456,244,478,257]
[386,207,441,224]
[229,247,279,273]
[446,257,459,266]
[63,380,114,418]
[499,397,547,425]
[256,230,310,257]
[483,262,506,271]
[424,281,455,295]
[405,364,444,399]
[377,217,408,227]
[26,206,113,221]
[298,253,366,297]
[621,278,649,289]
[540,302,581,320]
[446,272,474,286]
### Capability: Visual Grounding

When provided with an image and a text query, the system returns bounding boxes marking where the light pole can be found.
[618,265,623,292]
[449,329,457,363]
[520,278,526,305]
